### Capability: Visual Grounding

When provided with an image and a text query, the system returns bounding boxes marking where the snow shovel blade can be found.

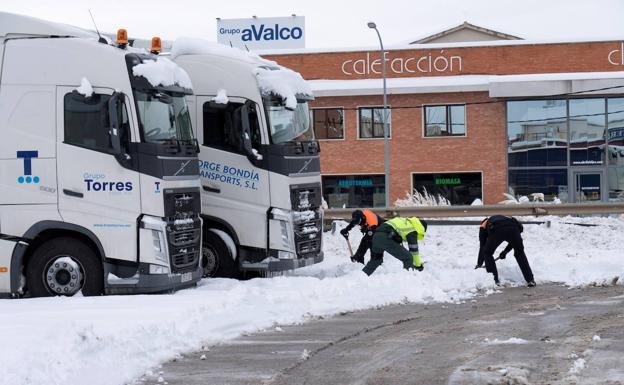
[476,256,502,268]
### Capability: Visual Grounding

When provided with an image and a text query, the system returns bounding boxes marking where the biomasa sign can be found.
[341,50,463,76]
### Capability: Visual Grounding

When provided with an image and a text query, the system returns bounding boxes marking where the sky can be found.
[2,0,624,49]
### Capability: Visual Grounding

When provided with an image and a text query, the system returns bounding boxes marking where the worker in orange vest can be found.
[340,209,386,264]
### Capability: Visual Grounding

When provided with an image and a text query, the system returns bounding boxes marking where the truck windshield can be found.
[265,97,314,144]
[135,90,194,143]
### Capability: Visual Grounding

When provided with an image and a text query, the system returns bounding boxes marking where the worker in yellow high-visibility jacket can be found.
[363,216,427,276]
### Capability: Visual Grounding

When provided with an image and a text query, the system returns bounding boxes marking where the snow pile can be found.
[132,57,193,90]
[251,148,263,161]
[75,77,94,97]
[569,357,586,374]
[293,210,316,222]
[212,88,229,104]
[1,215,623,385]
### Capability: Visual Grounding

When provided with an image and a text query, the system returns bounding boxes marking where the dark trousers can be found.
[352,233,373,264]
[363,230,413,276]
[483,227,534,282]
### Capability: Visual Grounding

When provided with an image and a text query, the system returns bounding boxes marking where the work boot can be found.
[527,280,536,287]
[494,277,500,286]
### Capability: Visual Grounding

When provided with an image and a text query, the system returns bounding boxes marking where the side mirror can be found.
[108,92,130,161]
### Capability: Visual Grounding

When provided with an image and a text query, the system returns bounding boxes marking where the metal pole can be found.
[369,24,390,208]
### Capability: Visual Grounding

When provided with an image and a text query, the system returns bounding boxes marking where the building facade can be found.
[265,31,624,207]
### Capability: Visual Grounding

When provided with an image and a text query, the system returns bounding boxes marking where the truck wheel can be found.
[26,237,104,297]
[202,230,239,278]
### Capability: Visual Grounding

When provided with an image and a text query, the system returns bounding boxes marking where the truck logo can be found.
[174,160,192,176]
[297,158,314,174]
[16,151,40,184]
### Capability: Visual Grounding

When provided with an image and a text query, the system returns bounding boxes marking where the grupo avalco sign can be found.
[217,16,305,50]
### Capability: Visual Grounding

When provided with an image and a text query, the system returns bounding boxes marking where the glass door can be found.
[574,172,602,202]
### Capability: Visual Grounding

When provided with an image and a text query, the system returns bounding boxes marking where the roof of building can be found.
[410,21,522,44]
[307,71,624,98]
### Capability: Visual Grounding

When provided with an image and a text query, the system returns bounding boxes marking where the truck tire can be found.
[26,237,104,297]
[202,230,239,278]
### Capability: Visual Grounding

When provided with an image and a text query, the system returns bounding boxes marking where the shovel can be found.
[475,255,504,269]
[331,221,356,261]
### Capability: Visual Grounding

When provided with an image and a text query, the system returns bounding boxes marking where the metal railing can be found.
[323,202,624,220]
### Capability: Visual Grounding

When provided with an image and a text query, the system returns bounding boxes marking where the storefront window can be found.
[359,107,391,138]
[507,100,567,167]
[608,167,624,202]
[322,175,385,208]
[312,108,344,140]
[607,98,624,166]
[412,172,481,204]
[424,105,466,137]
[508,169,568,202]
[569,98,605,166]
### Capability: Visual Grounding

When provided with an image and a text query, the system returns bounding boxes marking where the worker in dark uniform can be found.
[476,215,536,287]
[363,216,427,276]
[340,209,385,264]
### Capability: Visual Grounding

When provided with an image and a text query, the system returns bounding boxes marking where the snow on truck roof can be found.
[171,37,313,109]
[132,57,193,90]
[0,11,97,39]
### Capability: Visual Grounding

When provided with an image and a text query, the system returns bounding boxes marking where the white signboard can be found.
[217,16,305,50]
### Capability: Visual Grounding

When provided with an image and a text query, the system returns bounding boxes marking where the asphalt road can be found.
[139,284,624,385]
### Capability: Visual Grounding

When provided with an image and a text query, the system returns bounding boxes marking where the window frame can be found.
[357,105,392,140]
[422,103,467,138]
[310,107,346,141]
[321,173,386,208]
[410,170,483,204]
[63,90,129,155]
[201,98,263,155]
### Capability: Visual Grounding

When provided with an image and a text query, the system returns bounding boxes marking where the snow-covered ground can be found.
[1,215,622,385]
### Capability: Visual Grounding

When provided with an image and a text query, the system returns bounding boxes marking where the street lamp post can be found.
[367,21,390,208]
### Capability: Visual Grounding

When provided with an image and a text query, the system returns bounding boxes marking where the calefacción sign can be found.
[217,16,305,50]
[341,50,463,76]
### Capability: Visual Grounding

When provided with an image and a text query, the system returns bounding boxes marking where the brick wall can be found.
[265,40,624,205]
[312,91,507,204]
[265,41,624,80]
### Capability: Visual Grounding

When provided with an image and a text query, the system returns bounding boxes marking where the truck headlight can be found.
[151,230,167,263]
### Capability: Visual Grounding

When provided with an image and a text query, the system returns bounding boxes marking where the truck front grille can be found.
[291,183,322,258]
[166,219,201,273]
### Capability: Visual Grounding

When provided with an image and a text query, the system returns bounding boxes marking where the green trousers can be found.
[363,230,414,276]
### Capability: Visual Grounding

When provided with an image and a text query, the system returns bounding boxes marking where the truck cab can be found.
[0,13,203,297]
[171,39,323,277]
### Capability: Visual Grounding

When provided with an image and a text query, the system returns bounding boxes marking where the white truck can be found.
[171,39,323,277]
[0,13,203,297]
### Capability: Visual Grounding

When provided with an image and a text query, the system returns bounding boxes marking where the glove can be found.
[498,251,507,260]
[340,228,349,238]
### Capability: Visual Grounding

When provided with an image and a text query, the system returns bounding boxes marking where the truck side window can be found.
[64,92,114,152]
[203,101,261,154]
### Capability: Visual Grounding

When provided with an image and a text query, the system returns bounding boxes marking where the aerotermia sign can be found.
[217,16,305,50]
